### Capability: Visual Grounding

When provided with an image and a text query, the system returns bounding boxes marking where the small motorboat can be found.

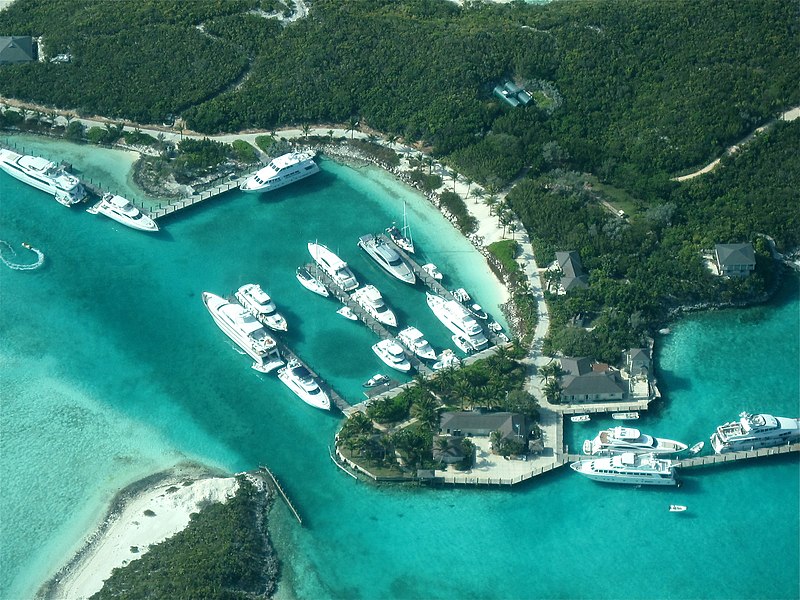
[688,441,704,455]
[421,263,443,281]
[433,349,461,371]
[363,374,390,388]
[296,266,329,297]
[571,415,591,423]
[452,287,487,320]
[451,334,473,354]
[669,505,687,512]
[488,321,503,333]
[612,412,640,420]
[337,306,358,321]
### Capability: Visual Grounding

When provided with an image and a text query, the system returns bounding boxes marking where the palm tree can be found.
[485,194,499,216]
[346,116,359,139]
[542,379,562,403]
[301,123,311,139]
[327,129,334,143]
[464,178,473,201]
[411,395,439,431]
[387,134,399,147]
[453,379,472,410]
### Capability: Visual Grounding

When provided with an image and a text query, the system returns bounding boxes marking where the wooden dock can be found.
[148,171,256,220]
[260,466,303,525]
[677,443,799,468]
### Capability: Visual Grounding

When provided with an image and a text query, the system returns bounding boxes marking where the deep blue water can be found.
[0,138,798,600]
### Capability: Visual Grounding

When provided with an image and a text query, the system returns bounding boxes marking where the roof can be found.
[561,372,626,396]
[555,251,588,290]
[559,357,592,376]
[439,411,528,440]
[626,348,650,363]
[0,36,35,64]
[432,436,466,462]
[715,243,755,267]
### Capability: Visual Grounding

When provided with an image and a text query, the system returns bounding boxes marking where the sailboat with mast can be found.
[387,202,414,254]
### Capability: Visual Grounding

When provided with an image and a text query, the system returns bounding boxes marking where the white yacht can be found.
[240,151,319,193]
[0,149,86,205]
[570,452,677,486]
[296,266,329,297]
[710,412,800,454]
[386,202,414,253]
[352,285,396,327]
[397,326,436,360]
[277,360,331,410]
[87,193,158,231]
[433,349,461,371]
[308,242,358,291]
[451,334,472,354]
[582,427,688,456]
[452,288,488,320]
[202,292,284,373]
[426,292,488,352]
[372,339,412,372]
[357,234,415,284]
[235,283,288,332]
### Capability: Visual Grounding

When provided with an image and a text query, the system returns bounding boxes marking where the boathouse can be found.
[0,36,36,64]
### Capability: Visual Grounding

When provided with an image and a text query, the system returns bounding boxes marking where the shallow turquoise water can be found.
[1,139,798,600]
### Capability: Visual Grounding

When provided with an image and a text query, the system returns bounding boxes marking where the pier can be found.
[259,466,303,525]
[677,443,800,468]
[148,171,257,220]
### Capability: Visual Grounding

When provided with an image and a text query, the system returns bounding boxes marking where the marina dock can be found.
[259,466,303,525]
[148,171,257,220]
[676,443,800,468]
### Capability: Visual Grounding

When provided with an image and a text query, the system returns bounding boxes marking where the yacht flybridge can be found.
[710,412,800,454]
[0,149,86,205]
[277,360,331,410]
[426,292,488,352]
[372,339,412,372]
[87,193,158,232]
[357,233,415,284]
[308,242,359,291]
[352,285,397,327]
[582,427,687,456]
[235,283,288,332]
[240,151,319,193]
[570,452,678,486]
[397,326,436,360]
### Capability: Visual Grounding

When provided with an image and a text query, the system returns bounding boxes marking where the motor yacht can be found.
[277,359,331,410]
[372,339,412,372]
[86,193,158,231]
[612,412,639,420]
[296,266,329,297]
[363,374,390,388]
[452,288,488,320]
[582,426,688,456]
[570,452,677,486]
[571,415,591,423]
[710,412,800,454]
[235,283,288,332]
[357,233,415,284]
[397,326,436,360]
[426,292,488,351]
[240,151,319,193]
[432,349,461,371]
[352,285,396,327]
[308,242,358,291]
[202,292,284,373]
[0,149,86,205]
[451,334,473,354]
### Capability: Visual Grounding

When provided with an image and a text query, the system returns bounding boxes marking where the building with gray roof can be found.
[559,357,592,376]
[714,243,755,277]
[624,348,651,377]
[439,411,530,443]
[560,371,626,403]
[554,251,589,292]
[0,36,35,65]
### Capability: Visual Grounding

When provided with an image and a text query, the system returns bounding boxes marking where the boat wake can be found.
[0,240,45,271]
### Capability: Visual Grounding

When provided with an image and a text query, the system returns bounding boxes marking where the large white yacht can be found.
[582,427,687,456]
[86,193,158,232]
[352,285,396,327]
[240,151,319,193]
[202,292,284,373]
[426,292,488,352]
[277,360,331,411]
[397,326,436,360]
[570,452,677,486]
[357,234,415,284]
[710,412,800,454]
[372,339,412,372]
[0,149,86,205]
[235,283,288,332]
[308,242,359,291]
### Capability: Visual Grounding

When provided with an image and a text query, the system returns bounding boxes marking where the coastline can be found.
[39,463,236,600]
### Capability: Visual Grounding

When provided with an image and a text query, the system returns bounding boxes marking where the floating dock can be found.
[677,443,800,468]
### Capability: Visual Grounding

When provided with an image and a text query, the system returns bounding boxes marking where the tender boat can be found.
[451,334,472,354]
[452,288,488,320]
[433,349,461,371]
[571,415,591,423]
[372,339,412,372]
[277,359,331,410]
[710,412,800,454]
[352,285,396,327]
[357,233,415,284]
[397,326,436,360]
[426,292,488,352]
[235,283,288,332]
[570,452,678,486]
[582,426,688,456]
[386,202,414,253]
[296,266,329,297]
[240,151,319,193]
[308,242,358,291]
[421,263,443,281]
[688,441,705,455]
[0,149,86,205]
[669,505,688,512]
[612,412,640,420]
[202,292,284,373]
[86,193,158,231]
[363,373,390,388]
[337,306,358,320]
[488,321,503,333]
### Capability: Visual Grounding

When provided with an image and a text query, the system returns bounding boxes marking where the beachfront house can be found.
[558,357,627,403]
[432,436,466,465]
[0,36,36,65]
[714,243,755,277]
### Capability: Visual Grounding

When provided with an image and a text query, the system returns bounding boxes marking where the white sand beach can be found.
[45,470,239,600]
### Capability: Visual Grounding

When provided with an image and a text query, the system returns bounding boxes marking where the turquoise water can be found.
[1,139,798,600]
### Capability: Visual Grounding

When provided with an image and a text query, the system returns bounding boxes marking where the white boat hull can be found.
[278,362,331,410]
[0,149,86,205]
[240,152,319,193]
[88,194,158,232]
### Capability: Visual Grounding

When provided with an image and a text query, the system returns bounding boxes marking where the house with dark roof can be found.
[715,243,755,277]
[554,251,588,292]
[560,371,626,403]
[624,348,651,377]
[559,357,592,377]
[439,411,530,442]
[432,436,467,465]
[0,36,36,65]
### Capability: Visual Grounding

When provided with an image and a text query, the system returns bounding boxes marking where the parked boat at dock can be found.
[352,285,397,327]
[433,349,461,371]
[397,326,436,360]
[308,242,359,291]
[452,287,488,320]
[372,339,412,372]
[202,292,284,373]
[612,412,639,420]
[386,202,414,253]
[240,151,319,193]
[87,193,158,231]
[710,412,800,454]
[0,148,86,205]
[571,415,591,423]
[357,233,415,284]
[688,441,705,455]
[582,426,687,456]
[336,306,358,320]
[235,283,288,332]
[426,292,488,352]
[570,452,678,486]
[421,263,443,281]
[296,266,329,297]
[277,359,331,410]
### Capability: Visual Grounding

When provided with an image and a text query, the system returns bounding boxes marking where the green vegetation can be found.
[348,139,400,167]
[92,476,278,600]
[439,190,477,235]
[487,240,521,277]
